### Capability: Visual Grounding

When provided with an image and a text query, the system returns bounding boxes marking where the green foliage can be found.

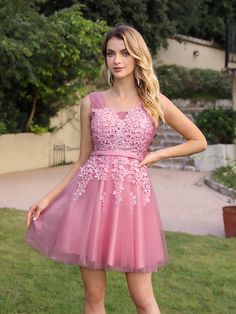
[167,0,236,45]
[155,64,232,100]
[40,0,176,54]
[29,123,48,134]
[38,0,78,16]
[0,1,108,133]
[193,108,236,144]
[212,161,236,191]
[39,0,236,49]
[0,121,7,134]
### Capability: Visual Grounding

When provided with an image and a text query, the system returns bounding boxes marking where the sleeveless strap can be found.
[89,91,106,110]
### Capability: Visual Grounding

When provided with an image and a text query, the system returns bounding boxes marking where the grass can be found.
[1,207,236,314]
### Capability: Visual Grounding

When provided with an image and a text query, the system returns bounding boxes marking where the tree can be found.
[39,0,236,48]
[39,0,176,54]
[79,0,176,54]
[167,0,236,45]
[0,1,108,133]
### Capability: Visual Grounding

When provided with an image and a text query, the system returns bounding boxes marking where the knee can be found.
[131,293,155,311]
[84,286,105,305]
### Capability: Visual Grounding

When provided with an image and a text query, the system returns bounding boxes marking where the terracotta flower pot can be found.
[222,206,236,238]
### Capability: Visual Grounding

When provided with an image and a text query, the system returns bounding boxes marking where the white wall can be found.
[156,35,225,71]
[0,104,81,174]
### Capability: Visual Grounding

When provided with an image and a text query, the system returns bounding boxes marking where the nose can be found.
[114,53,121,64]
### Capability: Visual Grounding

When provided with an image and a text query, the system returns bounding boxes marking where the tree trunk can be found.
[25,95,38,132]
[232,73,236,111]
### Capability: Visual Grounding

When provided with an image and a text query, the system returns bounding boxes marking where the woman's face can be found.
[106,37,136,81]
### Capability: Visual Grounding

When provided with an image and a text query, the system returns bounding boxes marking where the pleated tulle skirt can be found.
[24,161,168,273]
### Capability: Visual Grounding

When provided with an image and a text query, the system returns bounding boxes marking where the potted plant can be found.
[206,161,236,238]
[223,189,236,238]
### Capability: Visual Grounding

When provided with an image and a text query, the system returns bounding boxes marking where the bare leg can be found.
[79,267,107,314]
[125,272,161,314]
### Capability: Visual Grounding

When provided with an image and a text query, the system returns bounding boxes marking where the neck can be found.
[112,75,138,97]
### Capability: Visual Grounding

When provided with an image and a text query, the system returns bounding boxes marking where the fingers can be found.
[32,207,42,222]
[26,205,42,227]
[26,206,35,227]
[139,161,154,168]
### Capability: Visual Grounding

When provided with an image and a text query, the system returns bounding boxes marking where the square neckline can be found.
[98,91,143,114]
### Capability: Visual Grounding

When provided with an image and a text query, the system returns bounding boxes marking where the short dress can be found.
[24,91,168,273]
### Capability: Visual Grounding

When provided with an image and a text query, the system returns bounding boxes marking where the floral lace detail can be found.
[72,94,156,208]
[111,158,128,208]
[72,155,151,206]
[72,156,110,201]
[91,107,155,154]
[129,192,137,216]
[99,192,106,214]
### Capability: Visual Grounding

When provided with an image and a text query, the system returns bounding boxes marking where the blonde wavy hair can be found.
[101,23,166,127]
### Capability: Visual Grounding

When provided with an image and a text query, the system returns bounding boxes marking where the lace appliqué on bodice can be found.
[72,155,151,208]
[91,107,154,153]
[72,91,157,210]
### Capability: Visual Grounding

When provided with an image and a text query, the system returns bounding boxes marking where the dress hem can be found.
[25,237,168,273]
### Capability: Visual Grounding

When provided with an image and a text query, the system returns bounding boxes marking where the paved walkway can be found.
[0,165,229,237]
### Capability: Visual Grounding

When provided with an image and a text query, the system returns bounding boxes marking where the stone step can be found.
[152,158,196,171]
[159,140,185,147]
[148,152,194,164]
[154,163,196,171]
[148,147,194,162]
[184,113,195,120]
[155,132,184,140]
[148,105,200,171]
[181,108,203,114]
[153,139,184,147]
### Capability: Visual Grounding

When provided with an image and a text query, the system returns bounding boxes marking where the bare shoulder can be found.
[100,89,113,99]
[80,94,91,112]
[159,93,178,111]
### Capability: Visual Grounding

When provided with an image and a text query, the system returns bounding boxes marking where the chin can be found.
[113,72,132,80]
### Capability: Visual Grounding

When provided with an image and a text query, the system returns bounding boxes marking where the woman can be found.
[25,23,207,314]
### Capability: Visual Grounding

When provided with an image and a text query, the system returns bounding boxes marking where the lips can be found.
[113,67,124,72]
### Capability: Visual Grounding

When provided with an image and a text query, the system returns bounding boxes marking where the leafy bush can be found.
[29,123,48,135]
[212,161,236,191]
[155,65,232,100]
[0,2,108,133]
[0,121,7,134]
[193,108,236,144]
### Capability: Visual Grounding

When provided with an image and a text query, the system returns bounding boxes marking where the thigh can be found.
[79,267,107,292]
[125,272,154,298]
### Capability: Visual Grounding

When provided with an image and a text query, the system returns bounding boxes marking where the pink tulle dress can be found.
[25,91,168,273]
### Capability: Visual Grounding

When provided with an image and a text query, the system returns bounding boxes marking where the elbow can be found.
[190,135,207,153]
[199,137,208,152]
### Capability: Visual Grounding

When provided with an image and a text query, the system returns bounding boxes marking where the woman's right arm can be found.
[26,94,93,226]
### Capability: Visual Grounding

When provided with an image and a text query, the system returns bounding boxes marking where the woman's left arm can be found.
[139,93,208,167]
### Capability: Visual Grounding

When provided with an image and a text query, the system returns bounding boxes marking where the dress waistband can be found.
[90,150,144,161]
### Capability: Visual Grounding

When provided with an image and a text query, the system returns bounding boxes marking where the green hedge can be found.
[212,161,236,190]
[193,108,236,144]
[155,65,232,100]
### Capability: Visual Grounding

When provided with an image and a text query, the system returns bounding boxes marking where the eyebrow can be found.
[106,48,128,52]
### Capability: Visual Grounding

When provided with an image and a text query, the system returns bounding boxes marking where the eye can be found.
[122,51,130,56]
[106,51,113,57]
